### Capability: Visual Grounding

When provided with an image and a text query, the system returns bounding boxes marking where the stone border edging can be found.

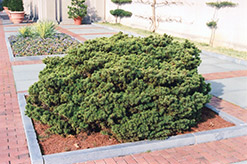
[17,93,247,164]
[18,93,43,164]
[206,104,245,125]
[202,50,247,66]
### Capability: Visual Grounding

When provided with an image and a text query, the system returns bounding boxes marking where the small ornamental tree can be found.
[68,0,87,19]
[206,1,236,46]
[136,0,183,32]
[110,0,132,23]
[25,33,211,142]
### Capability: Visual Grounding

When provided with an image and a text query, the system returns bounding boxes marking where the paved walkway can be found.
[1,12,247,164]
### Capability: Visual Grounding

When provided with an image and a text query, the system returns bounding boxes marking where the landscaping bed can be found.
[8,21,80,57]
[25,32,215,157]
[33,107,234,155]
[9,33,79,57]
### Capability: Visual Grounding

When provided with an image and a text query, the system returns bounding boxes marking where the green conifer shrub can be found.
[25,33,211,142]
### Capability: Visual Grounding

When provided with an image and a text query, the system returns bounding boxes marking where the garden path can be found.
[1,11,247,164]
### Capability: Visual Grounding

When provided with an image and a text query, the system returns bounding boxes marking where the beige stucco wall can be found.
[103,0,247,51]
[23,0,73,24]
[22,0,246,51]
[86,0,106,22]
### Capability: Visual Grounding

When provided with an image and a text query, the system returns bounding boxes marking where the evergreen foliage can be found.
[2,0,11,7]
[111,0,132,4]
[110,9,132,18]
[110,0,132,23]
[206,21,217,29]
[206,1,236,9]
[8,0,23,11]
[68,0,87,19]
[25,33,211,142]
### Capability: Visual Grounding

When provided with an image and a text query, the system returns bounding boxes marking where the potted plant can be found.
[2,0,11,17]
[8,0,25,24]
[68,0,87,25]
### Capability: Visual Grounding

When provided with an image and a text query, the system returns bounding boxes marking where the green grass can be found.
[98,22,247,60]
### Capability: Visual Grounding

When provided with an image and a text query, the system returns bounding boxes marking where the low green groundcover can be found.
[9,33,80,57]
[26,32,211,142]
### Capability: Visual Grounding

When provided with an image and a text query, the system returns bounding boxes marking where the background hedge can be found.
[26,33,211,142]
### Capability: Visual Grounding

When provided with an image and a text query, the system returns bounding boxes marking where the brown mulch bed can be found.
[32,107,234,155]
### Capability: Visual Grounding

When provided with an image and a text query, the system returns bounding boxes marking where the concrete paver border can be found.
[205,104,245,125]
[18,93,43,164]
[17,93,247,164]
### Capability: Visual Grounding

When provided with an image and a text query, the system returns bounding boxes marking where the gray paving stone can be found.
[12,64,45,92]
[81,34,114,40]
[68,28,114,34]
[15,80,39,92]
[4,26,22,31]
[199,54,247,74]
[218,63,247,71]
[198,64,227,74]
[208,77,247,108]
[59,24,99,29]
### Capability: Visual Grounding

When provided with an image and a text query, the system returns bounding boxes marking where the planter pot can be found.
[10,11,25,24]
[74,17,82,25]
[4,7,11,18]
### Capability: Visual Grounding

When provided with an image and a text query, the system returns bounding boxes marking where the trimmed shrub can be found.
[2,0,11,7]
[34,21,56,39]
[111,0,132,4]
[110,9,132,18]
[8,0,23,11]
[67,0,87,19]
[25,33,211,142]
[206,21,217,29]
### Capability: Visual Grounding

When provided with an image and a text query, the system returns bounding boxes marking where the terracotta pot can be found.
[74,17,82,25]
[9,11,25,24]
[4,8,11,17]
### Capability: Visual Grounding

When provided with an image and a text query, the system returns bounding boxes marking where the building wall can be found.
[21,0,247,51]
[23,0,73,24]
[102,0,247,51]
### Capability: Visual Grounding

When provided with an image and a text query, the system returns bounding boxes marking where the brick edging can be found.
[202,70,247,80]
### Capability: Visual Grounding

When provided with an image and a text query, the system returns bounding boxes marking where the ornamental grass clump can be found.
[9,21,80,57]
[25,33,211,142]
[34,21,56,39]
[18,26,33,38]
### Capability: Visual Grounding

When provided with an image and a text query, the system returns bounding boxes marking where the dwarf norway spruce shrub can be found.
[25,33,211,142]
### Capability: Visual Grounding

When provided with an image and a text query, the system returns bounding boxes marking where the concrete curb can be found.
[17,93,247,164]
[18,93,43,164]
[202,50,247,66]
[206,104,245,125]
